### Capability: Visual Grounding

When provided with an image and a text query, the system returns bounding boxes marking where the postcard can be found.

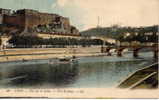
[0,0,158,98]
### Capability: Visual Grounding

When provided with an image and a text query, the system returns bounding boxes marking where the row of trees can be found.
[8,35,105,47]
[117,33,158,43]
[0,38,1,45]
[81,25,158,43]
[112,25,158,43]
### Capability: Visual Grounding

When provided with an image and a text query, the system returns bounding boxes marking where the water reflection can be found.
[0,62,79,88]
[74,60,147,88]
[0,56,154,88]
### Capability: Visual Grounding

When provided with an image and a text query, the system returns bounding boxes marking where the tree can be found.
[0,37,2,45]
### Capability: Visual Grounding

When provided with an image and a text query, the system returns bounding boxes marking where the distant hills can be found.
[80,25,158,40]
[80,27,116,38]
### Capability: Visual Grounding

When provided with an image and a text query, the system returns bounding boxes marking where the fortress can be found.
[0,8,79,35]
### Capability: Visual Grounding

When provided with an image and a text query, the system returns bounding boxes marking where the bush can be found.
[9,35,104,47]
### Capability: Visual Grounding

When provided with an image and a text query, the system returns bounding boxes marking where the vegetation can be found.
[115,25,158,43]
[5,25,159,48]
[0,37,1,45]
[81,25,158,43]
[8,35,105,48]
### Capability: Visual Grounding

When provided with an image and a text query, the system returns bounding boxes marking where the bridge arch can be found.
[101,44,158,59]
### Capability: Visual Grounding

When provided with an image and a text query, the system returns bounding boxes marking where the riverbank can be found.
[0,49,156,89]
[0,46,156,63]
[118,62,158,89]
[0,47,103,63]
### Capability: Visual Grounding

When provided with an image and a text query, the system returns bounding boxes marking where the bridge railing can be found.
[119,42,158,47]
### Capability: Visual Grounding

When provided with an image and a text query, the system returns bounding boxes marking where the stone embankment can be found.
[0,46,102,62]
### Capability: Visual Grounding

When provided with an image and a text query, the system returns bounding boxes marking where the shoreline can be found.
[0,53,153,66]
[0,47,155,63]
[0,53,107,64]
[0,47,101,63]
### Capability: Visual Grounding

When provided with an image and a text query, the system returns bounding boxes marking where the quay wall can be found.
[0,46,101,62]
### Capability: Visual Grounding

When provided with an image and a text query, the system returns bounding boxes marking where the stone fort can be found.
[0,8,79,35]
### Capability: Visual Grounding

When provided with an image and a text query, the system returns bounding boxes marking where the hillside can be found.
[80,25,158,42]
[80,27,116,38]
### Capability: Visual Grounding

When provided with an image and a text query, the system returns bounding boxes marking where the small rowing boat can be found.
[49,56,78,65]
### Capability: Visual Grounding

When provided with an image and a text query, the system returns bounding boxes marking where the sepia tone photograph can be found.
[0,0,158,98]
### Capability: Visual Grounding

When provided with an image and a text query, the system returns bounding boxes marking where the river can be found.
[0,52,156,88]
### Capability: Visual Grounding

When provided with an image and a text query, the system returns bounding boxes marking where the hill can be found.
[80,27,116,38]
[80,25,158,42]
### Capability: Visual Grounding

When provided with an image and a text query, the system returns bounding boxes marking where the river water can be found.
[0,52,156,88]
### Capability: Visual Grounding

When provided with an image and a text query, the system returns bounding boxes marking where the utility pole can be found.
[97,16,100,28]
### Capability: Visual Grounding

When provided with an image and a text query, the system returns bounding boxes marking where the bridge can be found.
[101,44,158,59]
[90,36,116,44]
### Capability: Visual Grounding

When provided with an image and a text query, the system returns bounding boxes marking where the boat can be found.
[48,56,78,65]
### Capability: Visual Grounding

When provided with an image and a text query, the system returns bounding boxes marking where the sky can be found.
[0,0,159,31]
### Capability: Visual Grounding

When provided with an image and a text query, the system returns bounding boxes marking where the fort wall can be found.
[3,15,25,27]
[0,8,11,15]
[0,8,79,35]
[15,9,70,29]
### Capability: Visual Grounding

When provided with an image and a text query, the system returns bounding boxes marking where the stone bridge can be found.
[101,44,158,59]
[90,36,117,44]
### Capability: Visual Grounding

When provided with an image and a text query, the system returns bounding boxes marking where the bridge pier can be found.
[133,47,141,58]
[106,48,112,56]
[153,48,158,59]
[101,46,112,56]
[107,52,112,56]
[133,50,139,58]
[101,45,158,59]
[117,48,125,57]
[101,46,104,53]
[117,51,122,57]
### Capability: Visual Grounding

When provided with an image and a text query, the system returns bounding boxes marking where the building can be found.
[0,8,11,24]
[0,8,11,15]
[0,8,79,35]
[71,26,79,34]
[0,36,11,49]
[144,32,153,36]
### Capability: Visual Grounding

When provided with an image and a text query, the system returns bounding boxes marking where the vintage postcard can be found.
[0,0,158,99]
